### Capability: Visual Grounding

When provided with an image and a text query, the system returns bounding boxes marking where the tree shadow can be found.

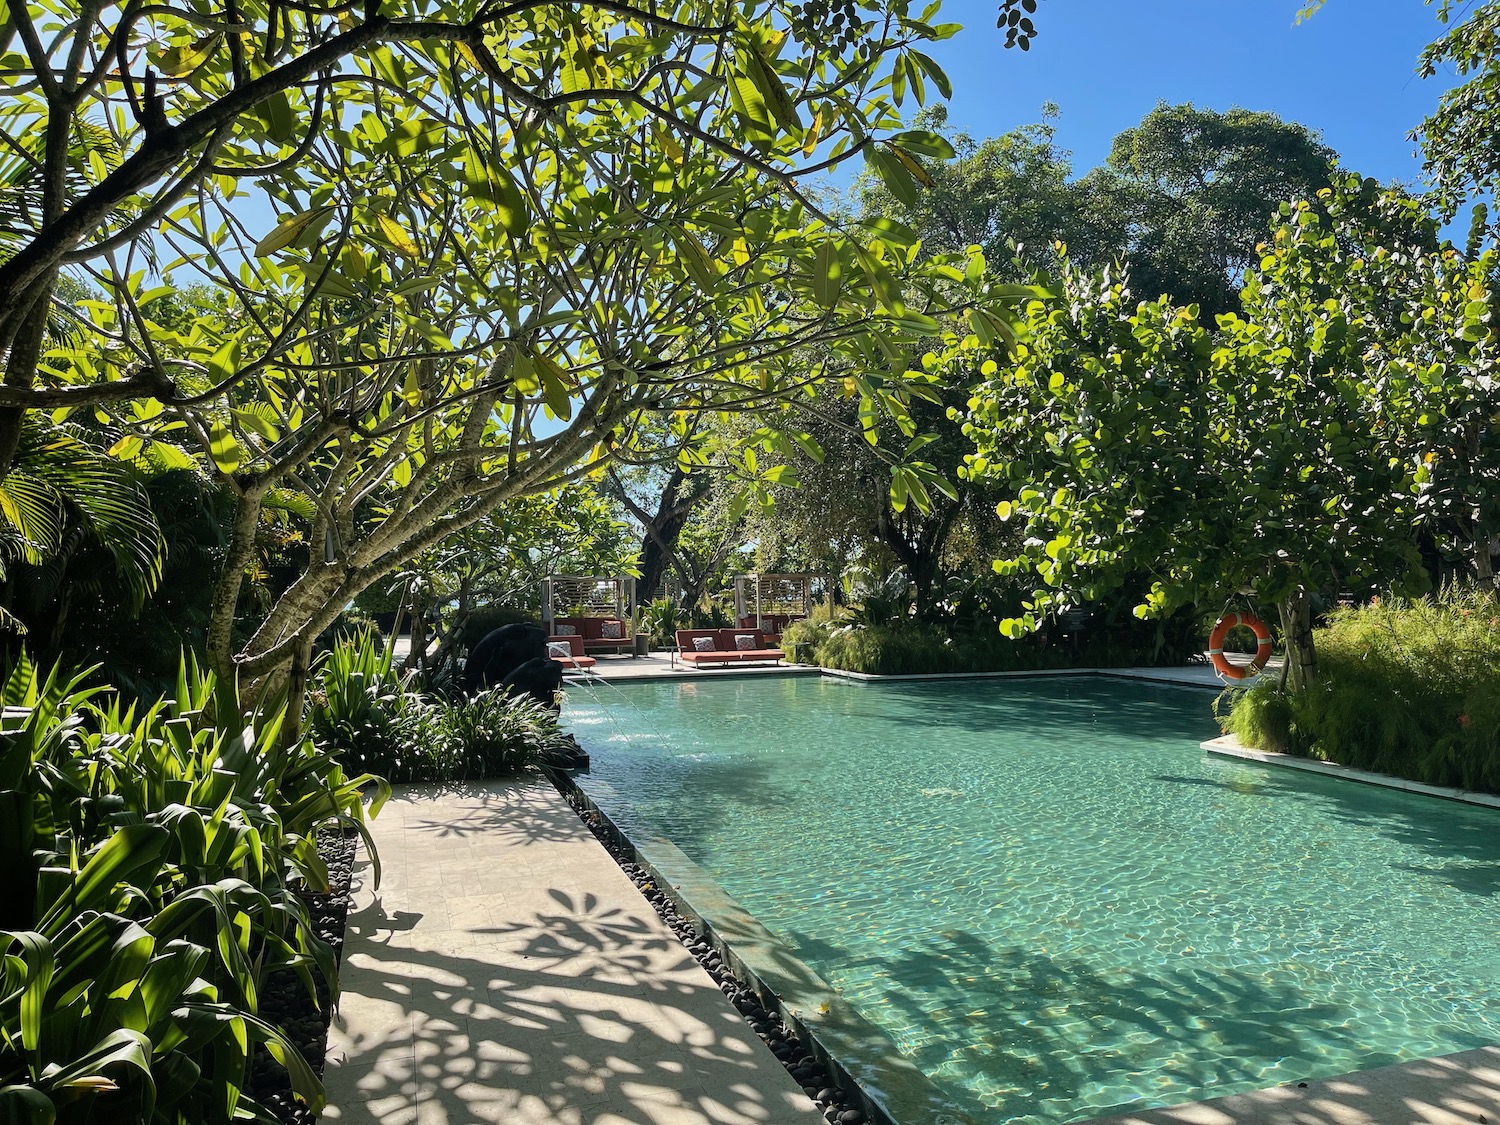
[325,850,817,1125]
[810,926,1445,1124]
[394,776,589,847]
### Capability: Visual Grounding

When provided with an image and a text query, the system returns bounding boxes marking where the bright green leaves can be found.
[511,349,575,421]
[725,25,802,148]
[153,32,220,77]
[741,49,802,137]
[812,238,844,308]
[671,225,721,290]
[863,134,952,209]
[864,144,924,210]
[253,207,334,257]
[256,91,297,146]
[463,147,530,237]
[207,421,243,474]
[205,336,242,386]
[957,173,1472,639]
[560,24,611,94]
[727,66,778,151]
[889,130,955,160]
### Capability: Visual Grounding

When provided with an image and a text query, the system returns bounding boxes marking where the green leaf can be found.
[727,66,776,145]
[535,354,574,421]
[742,49,802,136]
[253,207,334,257]
[909,50,953,99]
[0,1085,56,1123]
[861,217,920,249]
[673,226,720,289]
[812,239,843,308]
[257,91,296,145]
[889,129,955,160]
[852,244,903,314]
[207,422,243,474]
[864,145,918,209]
[156,33,219,77]
[205,337,241,385]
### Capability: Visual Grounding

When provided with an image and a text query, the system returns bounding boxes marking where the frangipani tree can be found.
[5,0,1030,688]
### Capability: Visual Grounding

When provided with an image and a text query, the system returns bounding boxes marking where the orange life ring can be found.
[1208,612,1273,680]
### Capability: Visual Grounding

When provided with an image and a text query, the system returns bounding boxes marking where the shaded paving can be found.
[322,779,821,1125]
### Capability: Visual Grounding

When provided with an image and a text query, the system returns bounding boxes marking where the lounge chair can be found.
[551,616,632,654]
[675,628,784,667]
[545,634,598,670]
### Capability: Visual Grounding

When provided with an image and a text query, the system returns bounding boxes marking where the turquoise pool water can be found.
[565,675,1500,1124]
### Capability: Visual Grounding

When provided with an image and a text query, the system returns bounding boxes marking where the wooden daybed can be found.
[676,628,784,667]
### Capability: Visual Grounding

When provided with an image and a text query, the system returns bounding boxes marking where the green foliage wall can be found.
[1224,589,1500,792]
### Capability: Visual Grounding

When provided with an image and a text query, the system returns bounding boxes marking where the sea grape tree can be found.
[956,177,1480,690]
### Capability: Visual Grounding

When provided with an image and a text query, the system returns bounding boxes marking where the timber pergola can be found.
[733,573,821,635]
[541,575,637,653]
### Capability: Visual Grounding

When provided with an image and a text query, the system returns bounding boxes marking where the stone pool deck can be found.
[322,777,822,1125]
[1089,1046,1500,1125]
[324,660,1500,1125]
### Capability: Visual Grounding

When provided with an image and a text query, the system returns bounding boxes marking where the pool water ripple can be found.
[565,675,1500,1124]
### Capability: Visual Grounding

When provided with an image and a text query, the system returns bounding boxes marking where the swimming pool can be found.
[565,675,1500,1124]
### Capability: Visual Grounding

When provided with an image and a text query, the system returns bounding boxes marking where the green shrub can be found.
[309,631,566,783]
[457,603,537,649]
[0,653,386,1123]
[307,627,409,778]
[1223,587,1500,791]
[391,690,568,782]
[642,597,683,648]
[1218,678,1301,754]
[802,619,1046,675]
[780,616,831,664]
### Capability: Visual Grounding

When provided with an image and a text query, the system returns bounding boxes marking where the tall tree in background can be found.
[1077,103,1337,317]
[855,105,1084,275]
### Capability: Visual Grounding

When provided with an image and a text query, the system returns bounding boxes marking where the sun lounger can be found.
[675,629,784,667]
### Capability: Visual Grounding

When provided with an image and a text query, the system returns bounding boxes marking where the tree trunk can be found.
[280,636,314,749]
[1278,588,1317,693]
[1475,531,1497,591]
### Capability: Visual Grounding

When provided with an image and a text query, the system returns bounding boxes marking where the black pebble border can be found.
[258,829,358,1125]
[560,786,871,1125]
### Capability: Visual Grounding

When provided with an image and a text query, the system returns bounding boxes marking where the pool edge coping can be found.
[818,667,1224,691]
[548,768,983,1125]
[1203,734,1500,810]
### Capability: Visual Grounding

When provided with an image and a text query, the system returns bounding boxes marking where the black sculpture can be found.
[461,622,550,696]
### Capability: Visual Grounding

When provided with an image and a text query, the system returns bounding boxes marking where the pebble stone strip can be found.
[559,784,872,1125]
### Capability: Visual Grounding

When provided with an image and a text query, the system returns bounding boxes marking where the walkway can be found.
[321,778,821,1125]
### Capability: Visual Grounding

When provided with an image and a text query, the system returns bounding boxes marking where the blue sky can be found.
[915,0,1458,187]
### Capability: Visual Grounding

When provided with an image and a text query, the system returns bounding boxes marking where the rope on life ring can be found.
[1208,611,1273,681]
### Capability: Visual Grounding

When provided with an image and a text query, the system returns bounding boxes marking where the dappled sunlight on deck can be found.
[322,779,820,1125]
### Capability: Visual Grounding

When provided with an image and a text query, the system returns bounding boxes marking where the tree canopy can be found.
[1075,103,1336,318]
[0,0,1044,686]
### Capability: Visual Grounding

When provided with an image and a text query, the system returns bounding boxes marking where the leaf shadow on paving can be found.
[322,781,819,1125]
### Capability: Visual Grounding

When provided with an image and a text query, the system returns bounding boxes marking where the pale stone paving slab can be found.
[1084,1046,1500,1125]
[322,778,823,1125]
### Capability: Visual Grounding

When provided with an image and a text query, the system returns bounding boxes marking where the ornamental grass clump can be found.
[1224,587,1500,791]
